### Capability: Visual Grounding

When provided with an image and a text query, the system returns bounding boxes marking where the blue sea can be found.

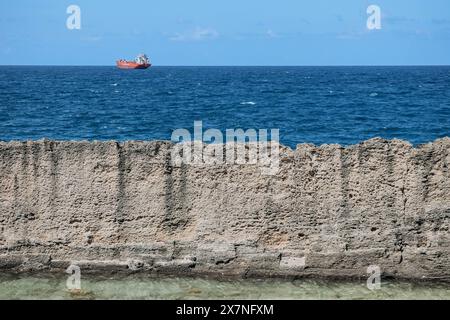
[1,66,449,147]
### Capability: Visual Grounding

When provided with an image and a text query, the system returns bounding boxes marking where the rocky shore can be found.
[0,138,449,281]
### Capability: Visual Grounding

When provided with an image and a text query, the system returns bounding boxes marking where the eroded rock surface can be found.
[0,138,449,280]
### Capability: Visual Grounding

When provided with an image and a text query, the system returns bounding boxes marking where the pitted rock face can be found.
[0,138,449,280]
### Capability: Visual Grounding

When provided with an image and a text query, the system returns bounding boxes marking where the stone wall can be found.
[0,139,449,280]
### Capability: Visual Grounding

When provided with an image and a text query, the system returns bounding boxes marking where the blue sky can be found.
[1,0,449,65]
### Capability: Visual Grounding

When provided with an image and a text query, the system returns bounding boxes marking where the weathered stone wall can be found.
[0,139,449,280]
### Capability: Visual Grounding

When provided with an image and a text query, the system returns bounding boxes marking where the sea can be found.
[1,66,450,147]
[0,273,449,300]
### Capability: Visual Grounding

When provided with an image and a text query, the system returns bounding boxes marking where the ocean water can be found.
[0,273,449,300]
[1,66,450,147]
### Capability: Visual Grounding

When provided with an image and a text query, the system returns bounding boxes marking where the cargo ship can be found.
[116,54,151,69]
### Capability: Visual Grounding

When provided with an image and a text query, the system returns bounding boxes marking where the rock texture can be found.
[0,138,449,281]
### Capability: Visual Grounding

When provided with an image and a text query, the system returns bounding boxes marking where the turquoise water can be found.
[0,274,448,300]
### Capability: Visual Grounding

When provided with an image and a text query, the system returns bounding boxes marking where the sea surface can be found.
[1,66,450,147]
[0,273,449,300]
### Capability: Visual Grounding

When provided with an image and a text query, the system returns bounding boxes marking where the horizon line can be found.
[1,64,450,68]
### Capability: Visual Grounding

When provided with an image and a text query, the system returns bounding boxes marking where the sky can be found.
[0,0,449,66]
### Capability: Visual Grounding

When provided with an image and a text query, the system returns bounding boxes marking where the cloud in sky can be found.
[81,36,102,42]
[169,27,219,42]
[266,29,278,38]
[335,31,364,40]
[383,16,419,24]
[431,18,450,25]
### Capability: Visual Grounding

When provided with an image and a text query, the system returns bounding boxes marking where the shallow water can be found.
[0,274,448,300]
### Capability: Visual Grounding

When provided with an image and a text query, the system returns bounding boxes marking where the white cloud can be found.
[266,29,278,38]
[169,27,219,42]
[336,31,365,40]
[81,36,102,42]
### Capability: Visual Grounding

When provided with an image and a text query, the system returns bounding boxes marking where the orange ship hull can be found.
[116,60,151,69]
